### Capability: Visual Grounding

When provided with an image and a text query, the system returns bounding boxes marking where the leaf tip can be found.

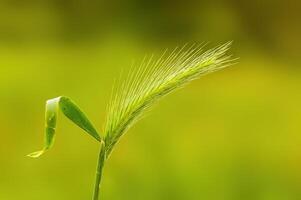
[27,150,46,158]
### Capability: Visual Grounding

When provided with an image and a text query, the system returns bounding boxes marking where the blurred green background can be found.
[0,0,301,199]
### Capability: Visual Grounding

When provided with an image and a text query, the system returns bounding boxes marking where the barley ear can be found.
[104,42,235,156]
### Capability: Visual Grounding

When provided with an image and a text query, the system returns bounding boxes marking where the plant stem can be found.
[93,141,106,200]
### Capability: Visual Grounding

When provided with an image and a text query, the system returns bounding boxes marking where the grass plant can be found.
[28,42,235,200]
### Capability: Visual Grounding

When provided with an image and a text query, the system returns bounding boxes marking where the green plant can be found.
[28,42,234,200]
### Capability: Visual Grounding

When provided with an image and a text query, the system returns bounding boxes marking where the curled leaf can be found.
[28,96,101,158]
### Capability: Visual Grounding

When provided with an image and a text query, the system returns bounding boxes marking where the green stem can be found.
[93,141,106,200]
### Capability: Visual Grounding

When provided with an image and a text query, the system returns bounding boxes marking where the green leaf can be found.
[28,96,101,158]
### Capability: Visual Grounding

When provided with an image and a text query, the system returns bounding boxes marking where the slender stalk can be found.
[93,141,106,200]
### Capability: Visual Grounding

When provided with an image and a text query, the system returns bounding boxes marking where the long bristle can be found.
[104,42,235,156]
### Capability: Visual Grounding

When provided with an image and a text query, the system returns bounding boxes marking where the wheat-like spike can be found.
[104,42,235,156]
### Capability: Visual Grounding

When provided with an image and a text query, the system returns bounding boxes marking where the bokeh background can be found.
[1,0,301,199]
